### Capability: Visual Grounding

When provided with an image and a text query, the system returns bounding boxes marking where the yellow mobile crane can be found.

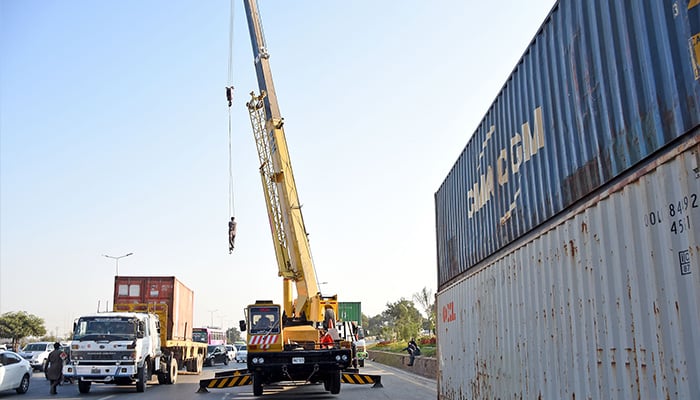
[240,0,351,394]
[197,0,380,396]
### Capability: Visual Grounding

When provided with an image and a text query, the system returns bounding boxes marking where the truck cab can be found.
[63,312,160,393]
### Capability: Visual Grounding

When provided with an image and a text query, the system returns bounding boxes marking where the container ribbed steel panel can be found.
[435,0,700,287]
[113,276,195,341]
[437,134,700,399]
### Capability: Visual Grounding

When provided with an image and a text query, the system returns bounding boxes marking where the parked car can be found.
[224,344,237,362]
[204,345,229,366]
[234,343,247,363]
[0,350,31,394]
[18,342,54,371]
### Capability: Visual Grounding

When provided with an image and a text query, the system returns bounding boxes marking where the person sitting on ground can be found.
[402,338,420,366]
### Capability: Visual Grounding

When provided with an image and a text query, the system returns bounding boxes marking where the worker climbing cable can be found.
[225,0,237,254]
[228,216,237,253]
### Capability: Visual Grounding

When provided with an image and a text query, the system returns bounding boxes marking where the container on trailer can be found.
[338,302,361,323]
[113,276,195,342]
[435,0,700,398]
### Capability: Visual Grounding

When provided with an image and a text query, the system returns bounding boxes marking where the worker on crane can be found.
[228,216,237,253]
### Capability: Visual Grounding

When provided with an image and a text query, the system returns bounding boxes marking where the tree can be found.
[226,326,242,343]
[367,313,390,340]
[413,287,436,334]
[0,311,47,350]
[383,299,423,341]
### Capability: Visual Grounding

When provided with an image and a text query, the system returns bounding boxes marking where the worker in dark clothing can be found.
[45,342,64,395]
[402,338,420,366]
[228,216,237,253]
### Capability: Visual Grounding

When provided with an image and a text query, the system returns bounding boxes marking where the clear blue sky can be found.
[1,0,555,336]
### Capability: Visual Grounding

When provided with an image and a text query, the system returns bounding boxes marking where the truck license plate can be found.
[292,357,304,364]
[91,368,101,374]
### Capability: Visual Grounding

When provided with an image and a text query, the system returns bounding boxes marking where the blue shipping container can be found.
[435,0,700,288]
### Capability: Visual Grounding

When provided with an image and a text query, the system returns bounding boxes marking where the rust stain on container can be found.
[113,276,195,342]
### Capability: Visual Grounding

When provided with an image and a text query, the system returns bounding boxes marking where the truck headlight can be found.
[252,357,264,364]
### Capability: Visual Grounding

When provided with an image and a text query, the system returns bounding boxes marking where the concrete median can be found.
[367,350,436,380]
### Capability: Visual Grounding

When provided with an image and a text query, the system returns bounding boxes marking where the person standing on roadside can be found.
[45,342,64,395]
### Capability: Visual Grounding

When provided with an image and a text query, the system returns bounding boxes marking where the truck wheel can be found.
[166,358,178,384]
[223,356,229,366]
[359,359,365,367]
[329,371,341,394]
[253,372,263,396]
[136,362,149,392]
[157,372,167,385]
[78,380,91,394]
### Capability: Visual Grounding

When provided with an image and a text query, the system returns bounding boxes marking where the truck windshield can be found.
[249,306,280,334]
[73,317,137,341]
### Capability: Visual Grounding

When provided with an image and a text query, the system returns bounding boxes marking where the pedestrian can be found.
[403,338,420,366]
[228,216,237,253]
[45,342,64,395]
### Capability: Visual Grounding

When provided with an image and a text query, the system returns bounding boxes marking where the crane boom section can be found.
[244,0,320,319]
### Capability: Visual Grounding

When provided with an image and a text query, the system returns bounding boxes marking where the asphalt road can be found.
[0,361,436,400]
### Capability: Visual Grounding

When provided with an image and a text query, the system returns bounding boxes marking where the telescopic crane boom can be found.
[243,0,331,324]
[199,2,383,395]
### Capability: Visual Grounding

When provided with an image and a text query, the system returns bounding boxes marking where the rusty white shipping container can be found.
[437,134,700,399]
[435,0,700,399]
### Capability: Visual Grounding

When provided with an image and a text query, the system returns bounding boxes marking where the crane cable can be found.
[226,0,236,219]
[225,0,237,254]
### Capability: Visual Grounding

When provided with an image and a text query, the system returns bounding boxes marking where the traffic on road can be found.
[0,360,435,399]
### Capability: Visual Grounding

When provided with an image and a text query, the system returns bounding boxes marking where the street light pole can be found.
[218,314,228,329]
[208,309,219,327]
[103,252,134,276]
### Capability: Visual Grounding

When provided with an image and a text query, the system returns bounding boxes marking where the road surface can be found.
[0,361,435,399]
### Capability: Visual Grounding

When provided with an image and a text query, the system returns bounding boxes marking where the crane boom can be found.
[243,0,325,323]
[199,2,381,395]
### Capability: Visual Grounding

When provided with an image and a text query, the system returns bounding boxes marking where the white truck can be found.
[63,312,167,393]
[63,276,207,393]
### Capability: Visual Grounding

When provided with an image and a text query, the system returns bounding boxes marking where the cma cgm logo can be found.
[442,302,456,323]
[467,106,545,223]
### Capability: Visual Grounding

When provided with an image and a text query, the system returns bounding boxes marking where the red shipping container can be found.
[113,276,195,342]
